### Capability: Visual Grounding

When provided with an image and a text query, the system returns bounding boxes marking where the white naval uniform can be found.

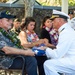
[44,23,75,75]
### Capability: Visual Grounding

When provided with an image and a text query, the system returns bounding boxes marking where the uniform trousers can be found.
[9,55,37,75]
[44,57,75,75]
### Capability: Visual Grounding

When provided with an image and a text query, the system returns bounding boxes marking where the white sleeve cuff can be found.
[46,48,54,58]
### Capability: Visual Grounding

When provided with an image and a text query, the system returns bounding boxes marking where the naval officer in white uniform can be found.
[68,17,75,30]
[43,10,75,75]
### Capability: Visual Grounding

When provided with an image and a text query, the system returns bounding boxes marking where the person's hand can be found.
[37,46,47,50]
[43,38,49,45]
[36,39,44,45]
[25,49,35,56]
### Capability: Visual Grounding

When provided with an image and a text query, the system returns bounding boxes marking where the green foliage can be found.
[41,2,50,6]
[36,0,75,6]
[1,0,75,6]
[68,0,75,6]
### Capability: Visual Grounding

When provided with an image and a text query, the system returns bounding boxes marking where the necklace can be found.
[0,28,23,49]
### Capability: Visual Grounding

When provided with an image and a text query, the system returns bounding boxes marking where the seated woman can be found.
[19,17,49,75]
[19,17,49,48]
[40,16,59,46]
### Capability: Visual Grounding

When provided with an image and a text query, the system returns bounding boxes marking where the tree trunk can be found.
[24,0,36,18]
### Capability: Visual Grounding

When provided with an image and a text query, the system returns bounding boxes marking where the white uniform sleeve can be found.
[46,32,73,59]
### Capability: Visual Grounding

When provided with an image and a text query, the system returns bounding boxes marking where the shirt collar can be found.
[58,23,67,33]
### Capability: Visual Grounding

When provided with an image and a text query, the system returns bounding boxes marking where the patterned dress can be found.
[26,30,39,42]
